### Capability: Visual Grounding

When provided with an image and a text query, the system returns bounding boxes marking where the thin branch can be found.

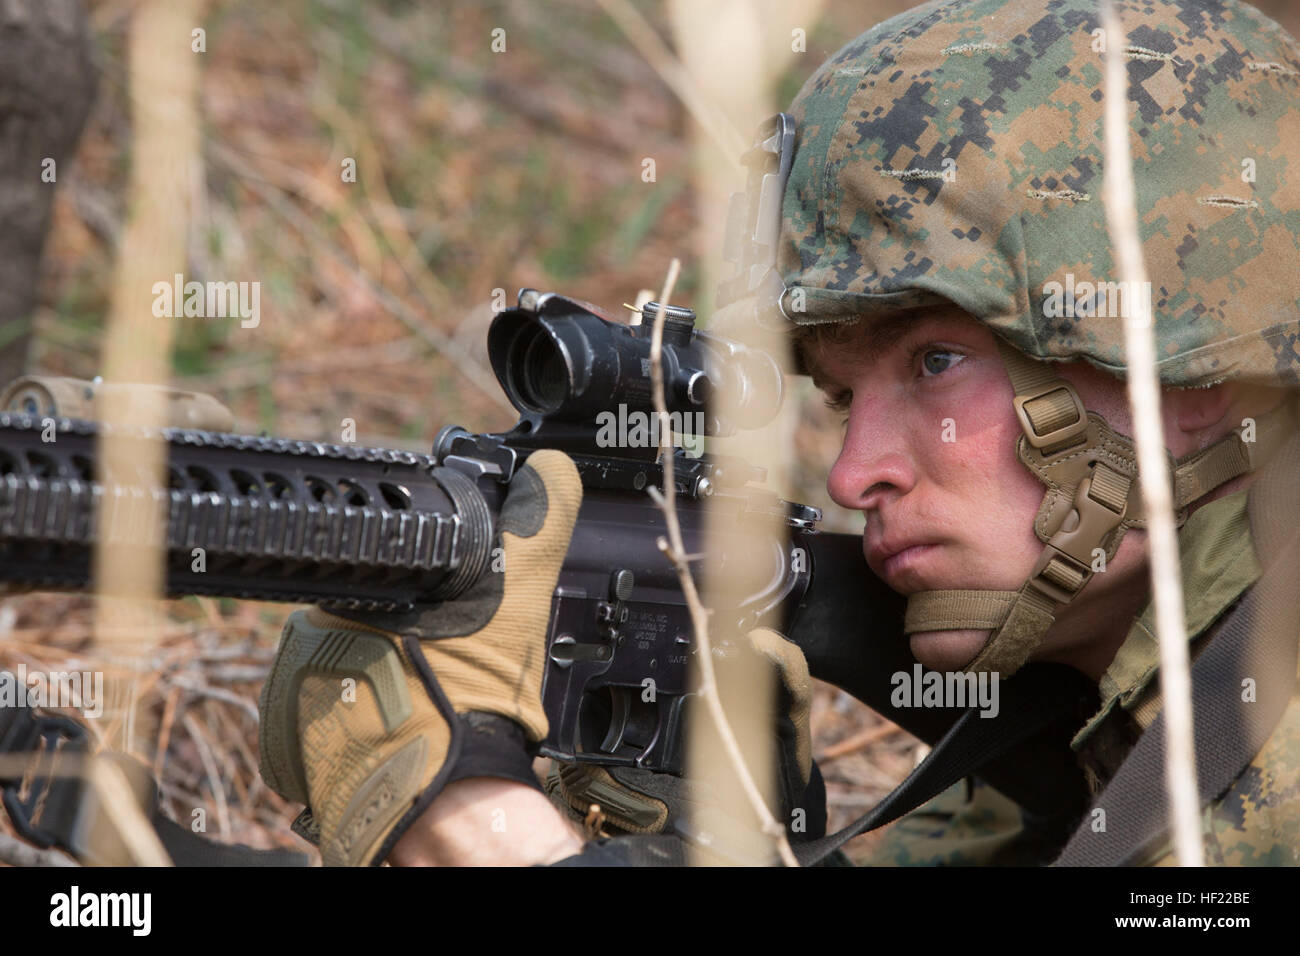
[644,258,798,867]
[153,683,181,782]
[1100,0,1201,866]
[183,712,232,840]
[87,757,174,866]
[0,832,80,867]
[94,0,204,758]
[817,721,903,762]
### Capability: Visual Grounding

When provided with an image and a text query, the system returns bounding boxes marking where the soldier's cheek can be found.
[923,413,1003,478]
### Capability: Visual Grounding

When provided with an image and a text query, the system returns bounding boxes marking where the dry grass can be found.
[36,0,1300,865]
[0,593,315,864]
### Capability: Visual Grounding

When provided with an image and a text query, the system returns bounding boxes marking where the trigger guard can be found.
[599,686,631,754]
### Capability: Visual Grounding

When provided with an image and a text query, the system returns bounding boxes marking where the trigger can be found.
[598,687,631,754]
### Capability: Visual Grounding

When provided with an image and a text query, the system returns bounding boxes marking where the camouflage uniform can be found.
[750,0,1300,865]
[1089,491,1300,866]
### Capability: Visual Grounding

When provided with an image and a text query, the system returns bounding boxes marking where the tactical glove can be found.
[258,450,582,866]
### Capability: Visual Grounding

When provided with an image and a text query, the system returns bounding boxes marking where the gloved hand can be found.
[258,450,582,866]
[544,625,823,858]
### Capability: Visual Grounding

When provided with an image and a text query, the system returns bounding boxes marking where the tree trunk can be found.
[0,0,97,386]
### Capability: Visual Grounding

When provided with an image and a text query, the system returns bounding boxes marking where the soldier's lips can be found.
[866,540,942,586]
[883,546,935,582]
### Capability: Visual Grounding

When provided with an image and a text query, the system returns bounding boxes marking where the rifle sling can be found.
[151,811,310,867]
[794,663,1093,866]
[0,704,308,866]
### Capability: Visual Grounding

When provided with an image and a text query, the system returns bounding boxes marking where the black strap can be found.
[793,532,1094,823]
[1,704,308,866]
[0,703,91,852]
[794,663,1093,866]
[1053,431,1300,866]
[151,812,308,867]
[443,712,546,793]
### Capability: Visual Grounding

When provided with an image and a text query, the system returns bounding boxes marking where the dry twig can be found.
[1100,0,1200,866]
[183,712,232,840]
[643,258,798,867]
[0,832,79,868]
[817,721,903,762]
[88,757,174,866]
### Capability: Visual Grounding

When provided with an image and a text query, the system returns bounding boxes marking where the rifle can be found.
[0,289,833,776]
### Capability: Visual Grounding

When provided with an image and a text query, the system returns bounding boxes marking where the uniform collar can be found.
[1071,489,1261,750]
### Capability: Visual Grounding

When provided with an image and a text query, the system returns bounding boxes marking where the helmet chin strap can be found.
[903,340,1296,678]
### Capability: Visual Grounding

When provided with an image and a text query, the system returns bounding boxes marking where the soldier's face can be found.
[806,306,1152,674]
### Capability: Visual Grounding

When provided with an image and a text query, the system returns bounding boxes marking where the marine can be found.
[256,0,1300,867]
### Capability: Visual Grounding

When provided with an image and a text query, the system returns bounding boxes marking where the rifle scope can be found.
[487,289,784,436]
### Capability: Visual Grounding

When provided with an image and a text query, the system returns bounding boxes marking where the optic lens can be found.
[513,328,568,414]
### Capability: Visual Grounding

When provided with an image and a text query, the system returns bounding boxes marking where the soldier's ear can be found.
[1170,382,1235,434]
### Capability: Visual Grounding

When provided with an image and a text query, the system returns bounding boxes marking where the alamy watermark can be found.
[891,664,999,718]
[595,404,704,458]
[1042,273,1152,320]
[0,664,103,718]
[50,886,150,936]
[152,273,260,328]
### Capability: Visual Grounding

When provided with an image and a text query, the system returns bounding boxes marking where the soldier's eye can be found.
[822,389,852,413]
[918,349,965,377]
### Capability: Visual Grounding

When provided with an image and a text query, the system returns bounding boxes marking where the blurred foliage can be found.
[13,0,1297,865]
[40,0,1297,447]
[39,0,980,455]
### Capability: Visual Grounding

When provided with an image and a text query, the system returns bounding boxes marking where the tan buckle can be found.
[1013,383,1088,452]
[1027,549,1091,605]
[1027,470,1128,604]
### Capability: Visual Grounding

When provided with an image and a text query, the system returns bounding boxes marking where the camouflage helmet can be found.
[717,0,1300,677]
[769,0,1300,388]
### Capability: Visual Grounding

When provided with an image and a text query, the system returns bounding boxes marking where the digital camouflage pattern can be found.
[862,777,1054,866]
[1103,492,1300,866]
[778,0,1300,388]
[1151,691,1300,865]
[1072,489,1300,866]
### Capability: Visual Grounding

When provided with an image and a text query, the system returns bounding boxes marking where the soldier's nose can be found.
[827,403,916,511]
